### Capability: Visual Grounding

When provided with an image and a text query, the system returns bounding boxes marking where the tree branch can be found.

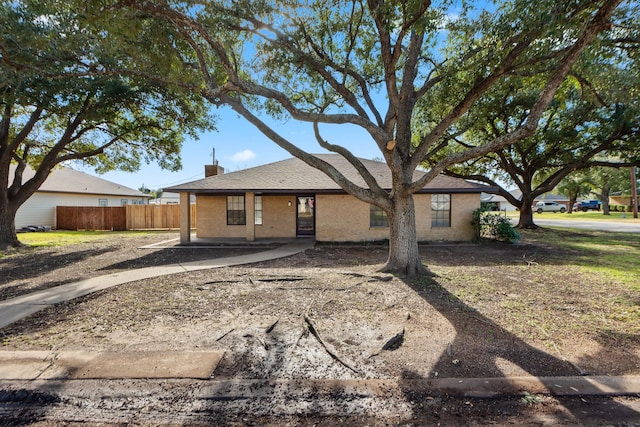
[409,0,623,192]
[225,96,389,208]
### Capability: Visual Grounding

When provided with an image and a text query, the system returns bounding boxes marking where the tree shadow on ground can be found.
[397,274,640,423]
[0,247,116,300]
[0,387,63,426]
[0,247,116,285]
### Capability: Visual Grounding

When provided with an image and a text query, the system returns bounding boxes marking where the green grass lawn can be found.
[16,230,156,248]
[506,210,640,222]
[521,228,640,289]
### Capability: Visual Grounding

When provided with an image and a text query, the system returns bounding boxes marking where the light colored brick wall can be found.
[317,193,479,242]
[316,194,390,242]
[196,192,480,242]
[416,193,479,241]
[255,195,297,238]
[195,195,245,238]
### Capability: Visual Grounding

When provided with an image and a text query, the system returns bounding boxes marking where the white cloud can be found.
[230,149,256,162]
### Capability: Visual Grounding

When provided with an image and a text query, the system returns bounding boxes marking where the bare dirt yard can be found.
[1,229,639,425]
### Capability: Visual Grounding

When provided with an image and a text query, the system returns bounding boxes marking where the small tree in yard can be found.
[557,173,592,214]
[588,166,634,214]
[0,2,211,249]
[88,0,628,275]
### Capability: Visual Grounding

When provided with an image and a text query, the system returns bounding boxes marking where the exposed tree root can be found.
[256,277,305,282]
[293,326,308,349]
[380,263,434,279]
[0,240,23,252]
[265,319,279,334]
[516,223,540,230]
[243,333,268,350]
[368,328,405,358]
[303,314,358,373]
[215,328,235,341]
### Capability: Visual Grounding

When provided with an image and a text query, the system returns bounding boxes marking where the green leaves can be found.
[1,0,213,176]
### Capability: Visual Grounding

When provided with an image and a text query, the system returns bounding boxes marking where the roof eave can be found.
[165,187,492,195]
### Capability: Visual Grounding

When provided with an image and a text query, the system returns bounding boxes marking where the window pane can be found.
[227,195,246,225]
[255,195,263,225]
[431,194,451,228]
[370,204,389,228]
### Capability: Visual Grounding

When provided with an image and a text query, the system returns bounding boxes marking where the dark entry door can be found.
[296,195,315,236]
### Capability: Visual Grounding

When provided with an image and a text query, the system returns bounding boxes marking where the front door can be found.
[296,195,315,236]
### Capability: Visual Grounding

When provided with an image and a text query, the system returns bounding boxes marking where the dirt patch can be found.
[0,232,272,300]
[1,231,639,424]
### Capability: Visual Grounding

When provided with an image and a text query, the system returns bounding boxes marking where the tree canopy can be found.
[0,1,212,248]
[423,2,640,228]
[90,0,631,275]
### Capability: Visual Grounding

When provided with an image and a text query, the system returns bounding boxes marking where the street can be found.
[532,218,640,233]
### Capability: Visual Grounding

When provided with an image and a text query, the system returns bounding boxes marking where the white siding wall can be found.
[15,192,148,228]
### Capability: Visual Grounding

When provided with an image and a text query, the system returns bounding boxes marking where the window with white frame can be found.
[255,195,263,225]
[431,194,451,227]
[98,199,108,207]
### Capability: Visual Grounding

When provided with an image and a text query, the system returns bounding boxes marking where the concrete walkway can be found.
[0,239,315,330]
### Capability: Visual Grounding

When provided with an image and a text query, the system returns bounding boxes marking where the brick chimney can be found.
[205,161,224,177]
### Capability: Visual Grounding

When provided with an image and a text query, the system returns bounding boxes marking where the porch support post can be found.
[245,192,255,241]
[180,191,191,244]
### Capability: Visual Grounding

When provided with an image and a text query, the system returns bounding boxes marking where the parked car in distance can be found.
[535,201,567,213]
[573,200,601,212]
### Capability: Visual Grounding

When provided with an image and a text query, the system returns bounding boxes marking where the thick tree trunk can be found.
[382,193,428,277]
[568,195,577,213]
[0,197,20,249]
[601,187,610,215]
[516,198,538,229]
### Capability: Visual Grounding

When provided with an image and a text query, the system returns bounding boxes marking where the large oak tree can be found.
[0,1,212,248]
[423,8,639,229]
[97,0,626,275]
[434,81,639,228]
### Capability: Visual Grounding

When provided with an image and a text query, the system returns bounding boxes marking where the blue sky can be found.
[88,104,382,192]
[84,1,478,192]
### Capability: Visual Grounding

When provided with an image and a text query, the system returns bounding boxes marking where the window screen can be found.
[227,195,246,225]
[431,194,451,227]
[370,204,389,228]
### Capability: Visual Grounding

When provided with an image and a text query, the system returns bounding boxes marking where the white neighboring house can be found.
[481,191,519,212]
[9,164,150,229]
[148,192,195,205]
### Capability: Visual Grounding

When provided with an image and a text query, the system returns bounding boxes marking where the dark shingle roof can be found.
[166,154,490,194]
[9,164,149,197]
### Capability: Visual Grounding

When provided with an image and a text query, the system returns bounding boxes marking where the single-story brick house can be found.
[165,155,493,243]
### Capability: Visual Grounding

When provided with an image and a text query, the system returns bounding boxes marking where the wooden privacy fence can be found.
[56,206,127,231]
[56,205,196,231]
